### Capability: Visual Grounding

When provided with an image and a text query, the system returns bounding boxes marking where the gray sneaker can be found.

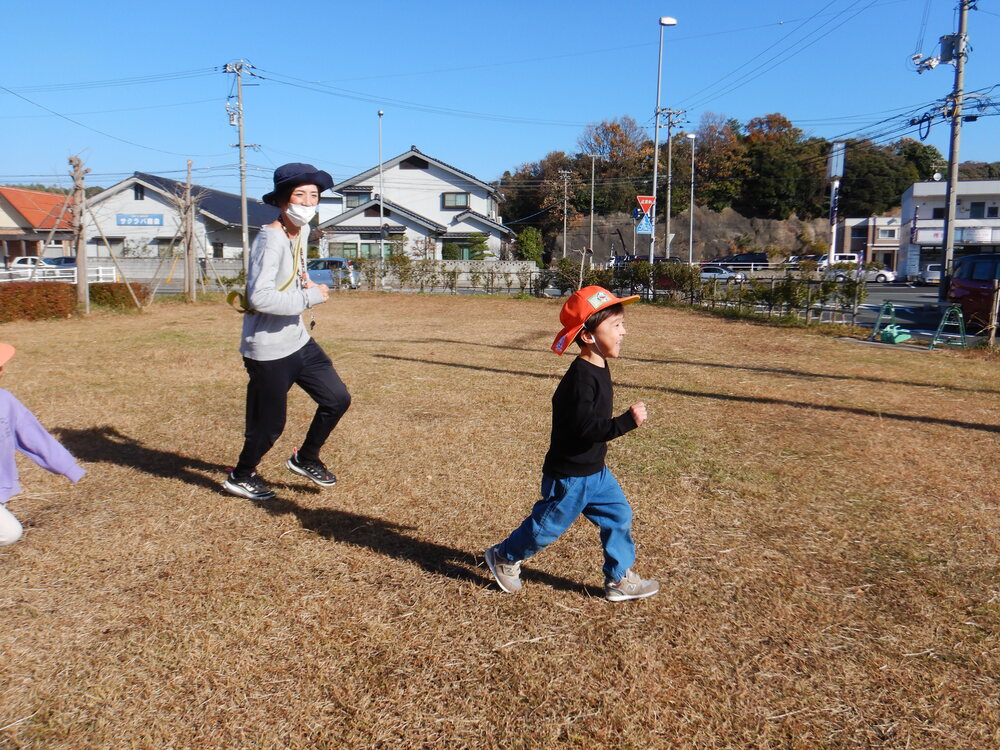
[605,569,659,602]
[485,545,523,593]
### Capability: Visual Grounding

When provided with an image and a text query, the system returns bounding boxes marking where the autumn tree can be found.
[688,113,750,212]
[577,115,652,214]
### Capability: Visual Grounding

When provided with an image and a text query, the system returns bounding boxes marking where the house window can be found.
[345,193,370,208]
[360,233,381,240]
[364,207,390,218]
[877,228,897,239]
[442,192,470,209]
[988,206,999,218]
[134,184,145,201]
[932,207,945,220]
[850,226,867,239]
[969,202,986,219]
[212,242,224,259]
[156,237,176,257]
[330,242,358,258]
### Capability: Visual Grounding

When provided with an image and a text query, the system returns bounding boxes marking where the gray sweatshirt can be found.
[239,225,325,361]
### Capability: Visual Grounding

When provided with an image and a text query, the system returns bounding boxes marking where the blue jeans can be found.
[498,467,635,582]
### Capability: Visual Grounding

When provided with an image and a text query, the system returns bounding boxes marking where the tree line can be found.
[497,112,998,255]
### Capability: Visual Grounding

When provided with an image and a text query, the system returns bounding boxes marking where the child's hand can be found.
[631,401,647,426]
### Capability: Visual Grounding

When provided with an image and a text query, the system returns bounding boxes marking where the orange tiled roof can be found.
[0,186,73,230]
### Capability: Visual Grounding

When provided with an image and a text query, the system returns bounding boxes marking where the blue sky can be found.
[2,0,997,199]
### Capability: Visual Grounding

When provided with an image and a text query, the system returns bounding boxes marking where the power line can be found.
[7,68,218,93]
[250,67,587,127]
[0,83,229,158]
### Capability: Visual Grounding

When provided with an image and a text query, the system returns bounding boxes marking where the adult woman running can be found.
[223,163,351,500]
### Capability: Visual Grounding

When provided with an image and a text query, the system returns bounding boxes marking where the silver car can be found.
[919,263,942,285]
[829,267,896,283]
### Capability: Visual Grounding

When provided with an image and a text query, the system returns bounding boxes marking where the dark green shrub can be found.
[89,282,151,309]
[0,282,76,322]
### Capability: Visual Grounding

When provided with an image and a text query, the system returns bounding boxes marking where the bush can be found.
[89,283,151,309]
[0,282,76,322]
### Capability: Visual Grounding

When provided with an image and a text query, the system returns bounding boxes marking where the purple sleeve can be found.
[12,397,85,483]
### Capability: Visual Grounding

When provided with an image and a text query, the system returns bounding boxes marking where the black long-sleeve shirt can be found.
[542,357,638,478]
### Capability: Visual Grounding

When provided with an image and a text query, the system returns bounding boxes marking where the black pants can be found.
[235,339,351,477]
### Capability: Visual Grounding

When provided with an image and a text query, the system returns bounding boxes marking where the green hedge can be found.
[89,282,151,309]
[0,282,76,322]
[0,282,152,322]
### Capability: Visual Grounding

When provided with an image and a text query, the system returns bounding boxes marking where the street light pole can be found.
[686,133,696,265]
[378,110,385,263]
[649,16,677,264]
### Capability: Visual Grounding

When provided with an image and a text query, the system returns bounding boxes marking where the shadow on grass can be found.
[247,494,600,595]
[53,427,595,594]
[411,337,1000,397]
[52,425,318,495]
[373,353,1000,435]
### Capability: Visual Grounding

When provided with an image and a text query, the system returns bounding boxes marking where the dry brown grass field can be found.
[1,292,998,749]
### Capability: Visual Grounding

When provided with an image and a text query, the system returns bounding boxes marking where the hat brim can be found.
[263,169,335,206]
[550,293,639,355]
[0,343,15,367]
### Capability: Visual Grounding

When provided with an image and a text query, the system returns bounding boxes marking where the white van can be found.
[816,253,861,269]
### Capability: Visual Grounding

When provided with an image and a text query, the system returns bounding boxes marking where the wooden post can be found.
[185,160,196,302]
[988,280,999,348]
[69,156,90,313]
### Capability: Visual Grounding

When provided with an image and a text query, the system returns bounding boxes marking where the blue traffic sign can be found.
[636,215,653,234]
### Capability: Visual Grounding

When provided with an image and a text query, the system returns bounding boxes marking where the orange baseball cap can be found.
[551,286,639,355]
[0,343,14,367]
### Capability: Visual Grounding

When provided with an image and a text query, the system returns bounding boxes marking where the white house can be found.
[899,179,1000,279]
[317,146,514,260]
[84,172,278,260]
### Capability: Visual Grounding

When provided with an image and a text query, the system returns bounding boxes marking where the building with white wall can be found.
[318,146,514,260]
[85,173,278,260]
[899,179,1000,279]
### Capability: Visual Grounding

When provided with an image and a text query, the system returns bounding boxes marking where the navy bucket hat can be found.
[262,162,334,206]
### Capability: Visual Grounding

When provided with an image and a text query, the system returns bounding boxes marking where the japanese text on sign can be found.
[116,214,164,226]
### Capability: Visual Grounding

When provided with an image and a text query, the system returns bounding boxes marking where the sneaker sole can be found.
[222,479,276,500]
[484,547,519,594]
[286,458,337,487]
[605,587,659,602]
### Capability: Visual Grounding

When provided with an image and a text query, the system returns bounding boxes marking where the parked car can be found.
[306,257,358,289]
[700,265,747,282]
[816,252,862,269]
[946,253,1000,331]
[9,256,52,268]
[828,267,896,283]
[919,263,942,285]
[707,252,768,268]
[43,256,77,267]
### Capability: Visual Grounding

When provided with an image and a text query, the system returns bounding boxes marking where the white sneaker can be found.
[0,504,24,546]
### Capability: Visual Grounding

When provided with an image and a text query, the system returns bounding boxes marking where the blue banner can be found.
[117,214,163,226]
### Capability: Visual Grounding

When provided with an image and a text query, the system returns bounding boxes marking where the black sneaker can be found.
[222,471,276,500]
[286,448,337,487]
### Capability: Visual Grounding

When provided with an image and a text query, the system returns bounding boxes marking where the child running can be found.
[485,286,658,601]
[0,343,86,546]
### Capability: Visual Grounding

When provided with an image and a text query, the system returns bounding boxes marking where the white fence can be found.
[0,267,118,284]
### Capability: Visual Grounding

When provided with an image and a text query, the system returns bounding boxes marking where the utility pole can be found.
[941,0,972,281]
[559,169,571,259]
[588,154,596,260]
[185,160,196,302]
[225,61,250,274]
[69,155,89,313]
[663,108,686,257]
[826,141,846,269]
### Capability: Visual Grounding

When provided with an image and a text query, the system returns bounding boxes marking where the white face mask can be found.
[284,202,317,227]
